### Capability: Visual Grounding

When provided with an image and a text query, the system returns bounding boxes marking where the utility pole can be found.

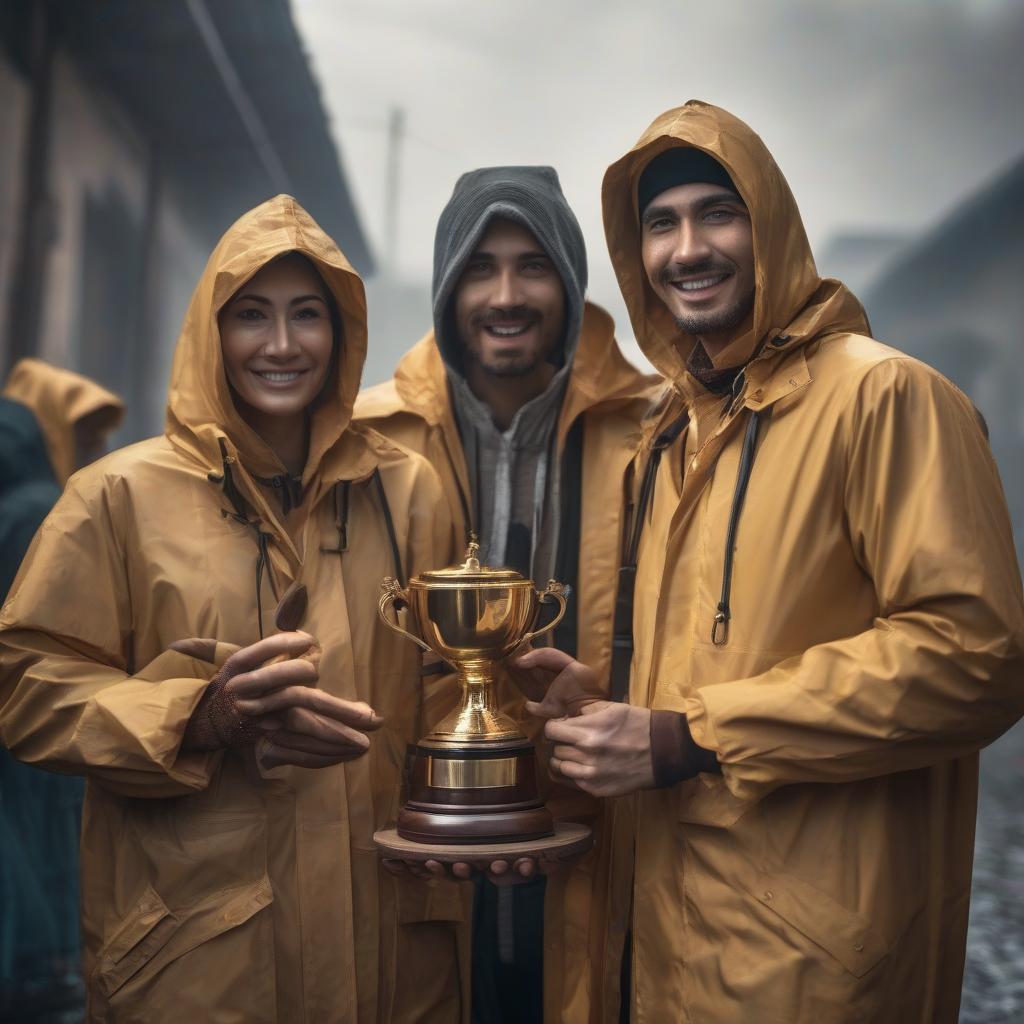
[382,106,405,278]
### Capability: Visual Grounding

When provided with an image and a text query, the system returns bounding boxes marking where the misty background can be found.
[0,1,1022,1020]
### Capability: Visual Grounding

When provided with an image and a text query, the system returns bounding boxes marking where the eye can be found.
[294,306,322,320]
[236,306,266,321]
[521,259,552,276]
[464,259,492,277]
[643,216,674,234]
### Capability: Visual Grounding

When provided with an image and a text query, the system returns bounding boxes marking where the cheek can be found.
[296,323,335,376]
[220,327,255,384]
[641,242,667,292]
[454,284,484,328]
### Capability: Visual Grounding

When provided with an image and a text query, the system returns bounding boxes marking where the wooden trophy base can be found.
[374,822,593,865]
[396,738,552,845]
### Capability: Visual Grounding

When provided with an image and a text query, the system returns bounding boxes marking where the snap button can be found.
[752,388,763,401]
[853,942,864,952]
[762,891,773,902]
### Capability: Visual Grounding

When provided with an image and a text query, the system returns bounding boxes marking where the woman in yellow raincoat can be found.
[0,195,464,1022]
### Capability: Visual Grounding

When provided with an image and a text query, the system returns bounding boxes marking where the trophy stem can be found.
[420,659,525,748]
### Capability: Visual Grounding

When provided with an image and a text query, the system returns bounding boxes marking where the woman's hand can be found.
[179,632,382,769]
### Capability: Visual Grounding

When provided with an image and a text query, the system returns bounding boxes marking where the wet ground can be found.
[960,720,1024,1023]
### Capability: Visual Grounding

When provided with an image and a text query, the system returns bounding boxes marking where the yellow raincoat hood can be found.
[166,194,372,486]
[602,99,867,377]
[3,358,124,485]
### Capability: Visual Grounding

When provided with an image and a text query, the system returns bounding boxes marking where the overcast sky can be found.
[292,0,1024,363]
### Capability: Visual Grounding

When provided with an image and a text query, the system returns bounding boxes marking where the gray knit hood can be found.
[432,165,588,373]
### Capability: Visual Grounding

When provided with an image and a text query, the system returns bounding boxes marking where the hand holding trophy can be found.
[373,539,593,867]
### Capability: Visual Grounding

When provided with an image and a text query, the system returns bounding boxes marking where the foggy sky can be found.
[292,0,1024,369]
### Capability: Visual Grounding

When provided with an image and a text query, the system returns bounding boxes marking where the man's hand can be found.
[508,648,604,718]
[545,702,655,797]
[180,632,382,769]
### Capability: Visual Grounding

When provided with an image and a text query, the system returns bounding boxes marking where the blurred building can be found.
[0,0,373,444]
[815,230,910,299]
[863,153,1024,560]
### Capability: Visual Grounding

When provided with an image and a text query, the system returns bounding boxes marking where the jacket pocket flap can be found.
[96,887,177,997]
[743,869,888,977]
[95,876,273,998]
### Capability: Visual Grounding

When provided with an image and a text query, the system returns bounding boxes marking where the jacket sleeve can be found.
[684,357,1024,800]
[0,476,220,798]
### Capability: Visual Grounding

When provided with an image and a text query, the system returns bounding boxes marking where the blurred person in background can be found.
[356,166,655,1023]
[0,360,122,1018]
[0,195,463,1022]
[1,358,124,593]
[512,100,1024,1022]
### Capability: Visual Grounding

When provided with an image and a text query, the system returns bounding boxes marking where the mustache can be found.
[472,305,542,328]
[659,258,733,286]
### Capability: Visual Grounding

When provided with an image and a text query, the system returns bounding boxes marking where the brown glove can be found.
[174,632,321,753]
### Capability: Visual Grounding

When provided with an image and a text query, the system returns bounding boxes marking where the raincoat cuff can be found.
[680,697,720,756]
[650,710,721,787]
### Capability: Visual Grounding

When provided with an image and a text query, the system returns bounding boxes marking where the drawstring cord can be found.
[372,468,406,587]
[208,437,407,638]
[711,409,763,645]
[609,413,689,702]
[208,439,278,639]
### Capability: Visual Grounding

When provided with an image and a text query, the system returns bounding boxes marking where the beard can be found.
[660,258,754,338]
[468,346,545,379]
[464,303,554,378]
[673,287,754,337]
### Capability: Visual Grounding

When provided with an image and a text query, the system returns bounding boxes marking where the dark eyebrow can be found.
[229,293,326,306]
[518,251,552,262]
[641,204,677,226]
[695,192,747,212]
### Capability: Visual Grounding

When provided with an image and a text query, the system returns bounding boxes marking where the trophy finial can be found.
[462,534,481,572]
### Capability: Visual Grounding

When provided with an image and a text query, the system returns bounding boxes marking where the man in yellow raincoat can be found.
[355,166,655,1021]
[514,102,1024,1022]
[0,195,464,1022]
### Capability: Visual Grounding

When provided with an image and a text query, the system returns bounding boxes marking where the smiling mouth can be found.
[251,369,307,383]
[670,272,731,294]
[483,322,535,339]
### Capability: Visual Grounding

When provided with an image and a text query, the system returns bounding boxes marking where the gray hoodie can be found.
[431,166,588,581]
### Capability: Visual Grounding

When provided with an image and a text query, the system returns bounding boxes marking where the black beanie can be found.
[637,147,738,218]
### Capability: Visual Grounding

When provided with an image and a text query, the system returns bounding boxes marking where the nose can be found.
[672,216,712,267]
[492,266,523,309]
[263,314,299,359]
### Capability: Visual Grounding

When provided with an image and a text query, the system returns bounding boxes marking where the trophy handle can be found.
[378,578,431,652]
[519,581,569,646]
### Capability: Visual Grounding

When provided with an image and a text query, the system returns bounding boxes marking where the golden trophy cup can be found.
[373,541,593,864]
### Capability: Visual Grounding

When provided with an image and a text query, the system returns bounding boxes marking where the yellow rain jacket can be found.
[3,357,124,485]
[0,196,464,1023]
[597,101,1024,1023]
[354,303,657,1020]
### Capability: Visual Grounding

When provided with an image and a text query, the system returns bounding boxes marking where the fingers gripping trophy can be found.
[373,539,593,864]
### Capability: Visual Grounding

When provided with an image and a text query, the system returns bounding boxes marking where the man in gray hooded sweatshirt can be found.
[356,166,655,1022]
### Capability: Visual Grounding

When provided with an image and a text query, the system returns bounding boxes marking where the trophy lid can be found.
[415,539,530,585]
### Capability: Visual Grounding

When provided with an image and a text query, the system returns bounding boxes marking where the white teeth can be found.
[678,275,726,291]
[487,324,530,337]
[256,371,302,382]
